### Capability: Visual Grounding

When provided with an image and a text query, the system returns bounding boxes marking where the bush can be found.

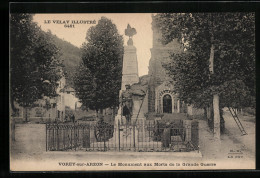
[153,120,183,142]
[243,107,255,116]
[78,116,95,121]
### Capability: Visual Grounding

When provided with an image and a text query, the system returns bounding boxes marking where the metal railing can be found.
[46,120,199,152]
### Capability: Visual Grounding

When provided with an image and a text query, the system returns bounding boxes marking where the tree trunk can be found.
[210,43,221,140]
[10,98,16,141]
[213,94,220,139]
[98,109,104,122]
[111,107,114,117]
[207,104,214,131]
[95,109,98,118]
[220,107,225,134]
[208,106,212,120]
[25,107,28,122]
[100,108,103,116]
[11,118,15,141]
[10,94,17,114]
[204,107,207,120]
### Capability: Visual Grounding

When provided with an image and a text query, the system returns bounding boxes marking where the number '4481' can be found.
[64,24,75,28]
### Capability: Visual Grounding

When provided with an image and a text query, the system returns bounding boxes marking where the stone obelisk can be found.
[115,24,139,126]
[121,25,139,91]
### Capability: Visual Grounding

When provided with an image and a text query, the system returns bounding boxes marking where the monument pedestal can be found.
[131,95,146,124]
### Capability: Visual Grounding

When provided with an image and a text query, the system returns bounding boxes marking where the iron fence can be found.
[46,119,199,152]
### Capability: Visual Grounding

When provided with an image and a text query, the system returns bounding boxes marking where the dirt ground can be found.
[10,111,255,171]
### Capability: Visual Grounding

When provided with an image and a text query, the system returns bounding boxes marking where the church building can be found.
[147,15,186,115]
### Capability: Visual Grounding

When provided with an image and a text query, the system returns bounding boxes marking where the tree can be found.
[10,14,63,122]
[154,13,255,138]
[74,17,124,116]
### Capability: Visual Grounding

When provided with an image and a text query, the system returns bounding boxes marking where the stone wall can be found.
[148,17,183,113]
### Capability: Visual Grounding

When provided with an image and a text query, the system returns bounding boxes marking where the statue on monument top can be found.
[125,24,137,46]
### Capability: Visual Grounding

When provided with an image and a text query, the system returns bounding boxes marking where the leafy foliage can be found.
[74,17,124,111]
[154,13,255,109]
[10,14,63,108]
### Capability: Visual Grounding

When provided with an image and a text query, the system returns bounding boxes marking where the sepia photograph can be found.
[10,11,256,171]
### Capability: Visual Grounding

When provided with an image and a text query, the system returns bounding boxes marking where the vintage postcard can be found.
[10,11,256,171]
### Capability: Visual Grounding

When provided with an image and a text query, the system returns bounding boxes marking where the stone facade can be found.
[12,99,57,123]
[12,76,66,123]
[148,15,184,114]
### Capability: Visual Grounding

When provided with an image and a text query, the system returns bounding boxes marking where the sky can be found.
[33,13,153,76]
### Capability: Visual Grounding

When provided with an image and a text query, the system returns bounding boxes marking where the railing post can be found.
[57,124,59,150]
[52,124,55,150]
[74,122,76,151]
[142,119,145,143]
[70,126,72,150]
[148,121,150,141]
[133,124,135,149]
[88,125,91,148]
[77,122,80,146]
[46,123,48,152]
[63,126,65,150]
[83,126,85,148]
[102,129,104,152]
[118,121,120,152]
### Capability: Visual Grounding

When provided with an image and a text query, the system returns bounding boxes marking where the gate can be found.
[46,120,199,152]
[46,122,92,151]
